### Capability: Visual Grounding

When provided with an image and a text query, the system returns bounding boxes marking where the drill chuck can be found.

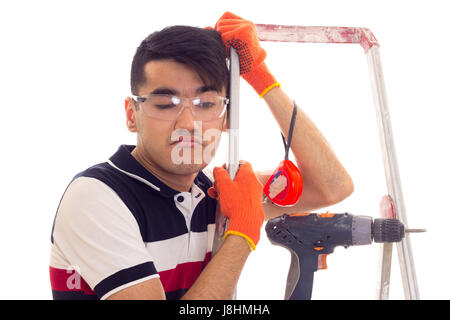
[351,216,405,244]
[373,218,405,243]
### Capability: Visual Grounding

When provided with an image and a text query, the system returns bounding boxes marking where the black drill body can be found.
[265,213,404,300]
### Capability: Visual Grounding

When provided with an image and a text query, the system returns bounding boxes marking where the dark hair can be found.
[130,26,229,95]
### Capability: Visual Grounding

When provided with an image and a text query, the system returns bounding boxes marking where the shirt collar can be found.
[108,145,206,198]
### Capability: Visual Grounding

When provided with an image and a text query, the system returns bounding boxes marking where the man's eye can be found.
[155,104,177,109]
[198,102,215,109]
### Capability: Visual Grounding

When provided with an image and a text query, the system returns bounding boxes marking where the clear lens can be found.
[139,94,228,121]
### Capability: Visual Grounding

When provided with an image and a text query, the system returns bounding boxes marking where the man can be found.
[49,12,353,300]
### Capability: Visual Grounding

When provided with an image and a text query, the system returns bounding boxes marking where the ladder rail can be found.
[212,48,240,300]
[366,46,420,299]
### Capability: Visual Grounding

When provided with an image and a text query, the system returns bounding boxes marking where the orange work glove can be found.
[215,11,280,98]
[207,161,265,250]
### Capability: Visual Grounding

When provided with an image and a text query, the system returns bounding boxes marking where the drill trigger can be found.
[318,254,328,270]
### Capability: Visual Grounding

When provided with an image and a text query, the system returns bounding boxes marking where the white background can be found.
[0,0,448,299]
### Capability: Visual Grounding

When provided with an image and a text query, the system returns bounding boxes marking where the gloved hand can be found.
[215,11,280,97]
[207,161,265,250]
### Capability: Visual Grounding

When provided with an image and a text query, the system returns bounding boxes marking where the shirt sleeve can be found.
[52,176,159,299]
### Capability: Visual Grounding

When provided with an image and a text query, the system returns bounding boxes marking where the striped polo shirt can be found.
[49,145,217,300]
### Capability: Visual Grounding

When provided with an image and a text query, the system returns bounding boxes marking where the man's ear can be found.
[125,97,137,132]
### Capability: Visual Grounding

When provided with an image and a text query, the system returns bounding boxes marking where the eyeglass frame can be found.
[130,93,230,121]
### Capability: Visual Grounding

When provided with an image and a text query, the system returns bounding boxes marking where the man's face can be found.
[126,59,227,176]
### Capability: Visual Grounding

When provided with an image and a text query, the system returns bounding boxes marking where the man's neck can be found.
[131,146,197,193]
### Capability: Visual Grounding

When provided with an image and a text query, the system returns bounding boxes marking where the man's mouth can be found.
[172,136,203,147]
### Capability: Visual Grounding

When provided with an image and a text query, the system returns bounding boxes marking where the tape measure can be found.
[263,101,303,206]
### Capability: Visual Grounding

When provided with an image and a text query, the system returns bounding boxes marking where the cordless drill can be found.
[265,212,405,300]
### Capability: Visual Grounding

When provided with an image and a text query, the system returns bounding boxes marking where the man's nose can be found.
[174,103,196,131]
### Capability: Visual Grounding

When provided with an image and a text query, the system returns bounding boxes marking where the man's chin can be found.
[167,162,208,175]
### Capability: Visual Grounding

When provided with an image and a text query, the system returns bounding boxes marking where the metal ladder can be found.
[212,25,420,300]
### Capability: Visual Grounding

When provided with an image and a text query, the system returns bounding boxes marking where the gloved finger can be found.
[213,166,235,192]
[216,21,254,33]
[216,25,248,40]
[215,14,251,30]
[215,162,237,178]
[209,163,234,200]
[217,25,259,45]
[216,19,248,29]
[235,162,263,191]
[207,186,218,199]
[233,161,254,183]
[217,11,245,22]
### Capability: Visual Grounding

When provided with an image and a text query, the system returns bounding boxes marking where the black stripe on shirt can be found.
[94,261,158,299]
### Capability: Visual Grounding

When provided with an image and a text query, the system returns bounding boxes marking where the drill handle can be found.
[286,250,318,300]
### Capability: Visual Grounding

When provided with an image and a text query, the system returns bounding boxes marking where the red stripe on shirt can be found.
[49,266,96,295]
[159,252,212,293]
